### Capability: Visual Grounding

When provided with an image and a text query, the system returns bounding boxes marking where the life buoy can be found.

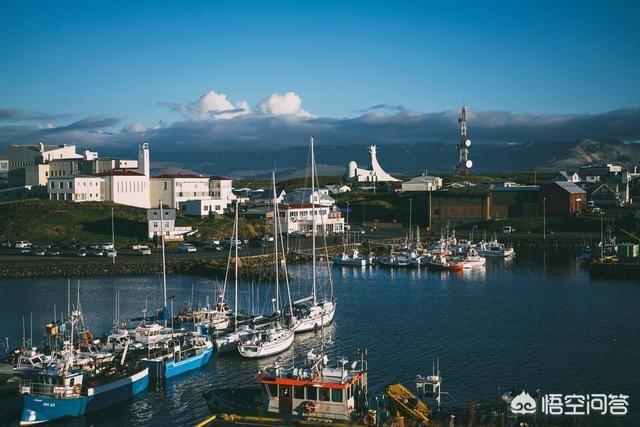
[363,412,376,426]
[301,400,316,414]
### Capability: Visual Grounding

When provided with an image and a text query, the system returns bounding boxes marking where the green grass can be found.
[0,200,269,247]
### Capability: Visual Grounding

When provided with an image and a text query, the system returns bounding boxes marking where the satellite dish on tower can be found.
[465,160,473,169]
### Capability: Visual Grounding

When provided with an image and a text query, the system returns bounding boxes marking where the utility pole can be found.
[543,197,546,240]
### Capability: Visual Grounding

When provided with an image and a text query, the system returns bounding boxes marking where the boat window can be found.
[267,384,278,397]
[294,386,305,399]
[305,386,317,400]
[331,388,343,402]
[319,387,331,402]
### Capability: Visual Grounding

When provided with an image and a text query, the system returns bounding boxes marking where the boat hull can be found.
[20,368,149,425]
[238,330,294,358]
[292,301,335,333]
[144,343,213,379]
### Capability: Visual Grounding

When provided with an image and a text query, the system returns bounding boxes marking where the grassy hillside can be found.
[0,200,268,247]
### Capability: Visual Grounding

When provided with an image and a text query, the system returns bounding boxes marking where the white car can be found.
[15,241,32,249]
[101,242,115,250]
[179,243,197,253]
[105,249,118,258]
[137,246,152,255]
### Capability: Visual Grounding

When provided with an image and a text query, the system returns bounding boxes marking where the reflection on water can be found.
[0,248,639,425]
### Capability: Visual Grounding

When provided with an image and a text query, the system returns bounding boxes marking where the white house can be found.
[48,175,105,202]
[284,188,335,207]
[95,169,151,208]
[147,208,192,241]
[401,175,443,192]
[179,199,227,217]
[326,184,351,195]
[209,176,235,202]
[276,204,345,236]
[150,173,211,209]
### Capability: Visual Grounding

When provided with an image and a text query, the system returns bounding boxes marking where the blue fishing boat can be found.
[19,361,148,425]
[142,334,213,379]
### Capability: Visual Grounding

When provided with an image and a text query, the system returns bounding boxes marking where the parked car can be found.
[15,241,32,249]
[33,247,46,256]
[90,248,105,256]
[136,246,152,255]
[101,242,114,250]
[76,248,87,257]
[249,236,265,248]
[223,237,241,247]
[105,249,118,258]
[21,247,33,255]
[502,226,515,234]
[179,243,197,253]
[1,240,13,248]
[46,247,61,256]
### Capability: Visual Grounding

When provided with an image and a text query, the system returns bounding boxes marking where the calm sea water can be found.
[0,249,638,426]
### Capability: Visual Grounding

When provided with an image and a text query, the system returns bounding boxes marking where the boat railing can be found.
[19,379,81,398]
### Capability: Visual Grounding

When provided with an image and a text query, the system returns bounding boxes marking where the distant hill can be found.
[145,138,640,178]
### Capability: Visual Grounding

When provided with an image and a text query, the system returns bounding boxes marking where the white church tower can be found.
[138,140,150,177]
[346,145,399,182]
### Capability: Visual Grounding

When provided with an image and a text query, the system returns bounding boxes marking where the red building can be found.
[539,181,587,215]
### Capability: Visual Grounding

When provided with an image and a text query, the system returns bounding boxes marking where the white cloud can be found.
[192,90,250,120]
[122,122,146,133]
[257,92,314,118]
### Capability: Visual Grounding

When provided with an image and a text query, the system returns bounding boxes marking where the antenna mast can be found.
[455,106,473,176]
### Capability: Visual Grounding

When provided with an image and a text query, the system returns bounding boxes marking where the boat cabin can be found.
[256,353,367,421]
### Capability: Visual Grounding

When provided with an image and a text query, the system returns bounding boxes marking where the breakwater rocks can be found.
[0,259,283,282]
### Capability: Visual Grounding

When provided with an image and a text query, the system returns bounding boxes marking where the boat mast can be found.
[159,201,168,311]
[111,207,115,265]
[234,201,239,330]
[311,136,317,305]
[272,170,280,313]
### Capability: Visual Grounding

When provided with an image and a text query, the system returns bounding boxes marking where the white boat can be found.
[475,240,515,257]
[331,249,372,266]
[461,247,486,268]
[13,347,50,376]
[238,171,295,358]
[290,137,336,333]
[237,326,295,358]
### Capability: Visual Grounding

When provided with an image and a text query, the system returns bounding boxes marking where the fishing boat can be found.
[376,254,412,268]
[460,247,486,268]
[12,348,50,377]
[289,140,336,333]
[19,312,149,425]
[142,333,213,379]
[331,249,372,266]
[238,171,295,358]
[204,348,369,423]
[425,255,464,272]
[475,240,515,258]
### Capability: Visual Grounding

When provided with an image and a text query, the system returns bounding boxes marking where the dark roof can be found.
[93,169,144,177]
[553,181,586,194]
[209,175,232,180]
[492,185,540,192]
[153,173,204,179]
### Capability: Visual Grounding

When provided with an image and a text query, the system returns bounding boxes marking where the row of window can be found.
[266,384,345,403]
[116,181,147,193]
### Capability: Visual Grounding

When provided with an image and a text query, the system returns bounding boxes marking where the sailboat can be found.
[237,171,295,358]
[290,137,336,333]
[215,201,259,354]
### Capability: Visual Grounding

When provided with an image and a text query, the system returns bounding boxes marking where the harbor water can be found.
[0,248,638,425]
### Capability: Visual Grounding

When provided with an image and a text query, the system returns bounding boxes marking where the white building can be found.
[401,174,443,192]
[326,184,351,195]
[347,145,399,182]
[209,176,235,202]
[48,175,105,202]
[179,199,226,217]
[276,204,344,236]
[150,173,211,209]
[8,143,82,186]
[147,208,192,241]
[95,169,151,208]
[283,188,335,207]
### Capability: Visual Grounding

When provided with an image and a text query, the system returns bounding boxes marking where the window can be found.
[294,386,305,399]
[331,388,343,402]
[319,387,330,401]
[305,386,317,401]
[164,182,168,190]
[266,384,278,397]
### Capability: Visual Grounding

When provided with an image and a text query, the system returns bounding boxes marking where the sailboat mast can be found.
[159,201,168,310]
[111,207,115,265]
[67,279,70,318]
[234,201,239,330]
[311,136,317,305]
[272,171,280,312]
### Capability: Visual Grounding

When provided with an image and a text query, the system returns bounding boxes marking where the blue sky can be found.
[1,1,639,151]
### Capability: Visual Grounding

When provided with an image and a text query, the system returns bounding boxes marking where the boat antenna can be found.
[67,278,71,318]
[53,304,56,324]
[311,136,317,305]
[21,316,25,348]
